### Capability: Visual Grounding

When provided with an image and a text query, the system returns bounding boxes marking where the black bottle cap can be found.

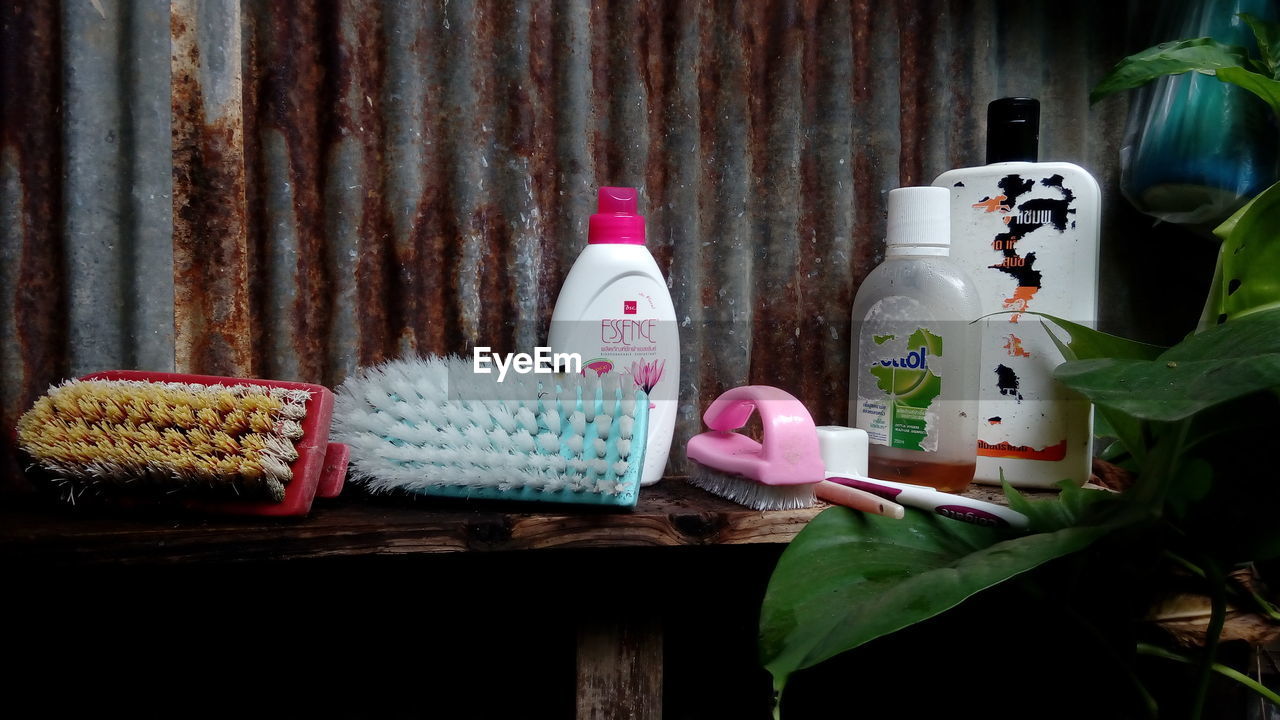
[986,97,1040,163]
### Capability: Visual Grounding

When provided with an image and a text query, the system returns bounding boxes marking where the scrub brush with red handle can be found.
[15,370,347,516]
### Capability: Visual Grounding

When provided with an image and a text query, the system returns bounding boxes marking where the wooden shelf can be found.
[1,477,1025,720]
[0,479,1017,565]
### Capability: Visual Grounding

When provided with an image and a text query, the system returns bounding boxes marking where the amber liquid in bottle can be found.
[868,456,976,493]
[849,188,982,497]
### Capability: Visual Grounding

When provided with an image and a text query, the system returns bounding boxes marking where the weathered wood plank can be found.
[0,478,1033,565]
[576,615,663,720]
[0,480,824,564]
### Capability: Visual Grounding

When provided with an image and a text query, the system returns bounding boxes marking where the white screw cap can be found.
[815,425,868,478]
[887,186,951,249]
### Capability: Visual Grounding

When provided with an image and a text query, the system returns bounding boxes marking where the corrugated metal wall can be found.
[2,0,1143,485]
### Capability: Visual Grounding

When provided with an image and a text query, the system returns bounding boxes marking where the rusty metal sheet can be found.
[63,0,175,379]
[171,0,253,376]
[3,0,1148,488]
[1,1,68,486]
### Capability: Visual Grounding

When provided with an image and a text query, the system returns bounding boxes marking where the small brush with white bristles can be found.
[685,385,905,517]
[331,355,649,507]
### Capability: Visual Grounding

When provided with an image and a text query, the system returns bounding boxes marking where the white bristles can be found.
[515,407,538,434]
[439,426,467,448]
[466,405,491,427]
[512,429,536,454]
[332,355,649,500]
[599,375,616,412]
[537,432,560,453]
[490,405,517,434]
[278,420,303,440]
[686,461,817,511]
[443,403,469,429]
[559,387,577,415]
[464,424,492,449]
[488,429,513,452]
[583,376,598,421]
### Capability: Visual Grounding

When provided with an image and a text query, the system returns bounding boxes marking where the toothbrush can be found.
[816,426,1030,530]
[824,474,1029,530]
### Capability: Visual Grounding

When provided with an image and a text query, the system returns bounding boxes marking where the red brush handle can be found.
[317,443,348,498]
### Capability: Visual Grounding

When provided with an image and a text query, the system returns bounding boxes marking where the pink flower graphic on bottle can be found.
[630,358,665,394]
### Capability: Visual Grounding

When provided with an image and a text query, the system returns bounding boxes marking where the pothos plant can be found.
[759,14,1280,719]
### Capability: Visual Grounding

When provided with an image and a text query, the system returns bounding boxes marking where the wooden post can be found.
[576,615,663,720]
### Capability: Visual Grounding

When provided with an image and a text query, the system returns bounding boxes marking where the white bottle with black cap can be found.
[847,187,982,492]
[933,98,1100,489]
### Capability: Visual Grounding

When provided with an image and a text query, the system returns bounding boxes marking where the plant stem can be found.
[1162,550,1206,580]
[1138,643,1280,707]
[1132,419,1191,515]
[1241,562,1280,621]
[1059,603,1159,717]
[1191,557,1228,720]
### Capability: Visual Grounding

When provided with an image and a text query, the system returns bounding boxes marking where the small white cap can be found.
[815,426,868,477]
[887,186,951,250]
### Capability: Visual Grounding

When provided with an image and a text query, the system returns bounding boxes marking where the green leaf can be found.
[1126,418,1192,513]
[1034,316,1166,362]
[1093,410,1119,440]
[1036,315,1162,461]
[1170,301,1280,361]
[1057,355,1280,422]
[1165,457,1213,519]
[1240,13,1280,77]
[1091,38,1259,104]
[1056,308,1280,422]
[1002,480,1126,533]
[760,508,1107,697]
[1098,437,1132,463]
[1215,66,1280,116]
[1200,180,1280,328]
[1101,410,1149,464]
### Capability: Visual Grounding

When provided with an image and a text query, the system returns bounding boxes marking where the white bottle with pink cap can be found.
[548,187,680,486]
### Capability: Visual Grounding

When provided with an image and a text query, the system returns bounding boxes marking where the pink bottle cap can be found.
[588,187,646,245]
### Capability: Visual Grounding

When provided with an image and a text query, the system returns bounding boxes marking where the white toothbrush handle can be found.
[815,480,905,519]
[825,474,1030,530]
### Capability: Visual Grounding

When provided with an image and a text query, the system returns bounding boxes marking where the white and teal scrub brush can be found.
[331,356,649,507]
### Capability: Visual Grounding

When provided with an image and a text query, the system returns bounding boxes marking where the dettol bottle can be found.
[848,187,982,492]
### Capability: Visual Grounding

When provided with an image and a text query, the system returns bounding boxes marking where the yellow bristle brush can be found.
[15,371,348,516]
